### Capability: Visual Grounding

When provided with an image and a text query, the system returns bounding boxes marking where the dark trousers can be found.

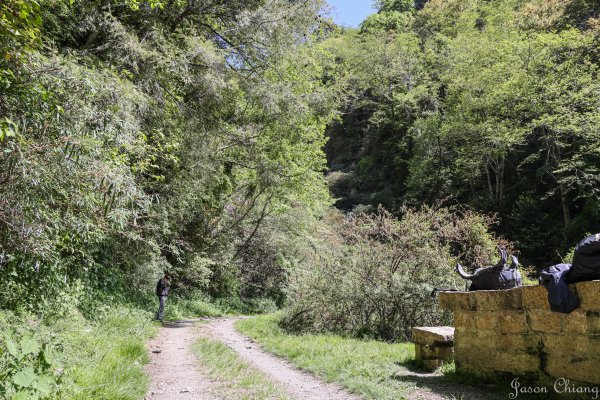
[157,296,167,320]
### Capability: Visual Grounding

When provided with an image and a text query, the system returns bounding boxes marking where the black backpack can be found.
[155,278,168,296]
[455,247,523,291]
[540,264,580,313]
[566,234,600,283]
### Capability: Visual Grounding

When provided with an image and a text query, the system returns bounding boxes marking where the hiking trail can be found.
[145,317,496,400]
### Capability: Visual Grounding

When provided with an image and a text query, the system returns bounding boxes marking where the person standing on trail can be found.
[156,272,170,321]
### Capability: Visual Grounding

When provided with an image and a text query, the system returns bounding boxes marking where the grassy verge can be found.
[1,307,157,400]
[235,314,418,400]
[58,308,157,399]
[161,295,278,321]
[163,295,224,321]
[237,316,590,400]
[192,336,288,400]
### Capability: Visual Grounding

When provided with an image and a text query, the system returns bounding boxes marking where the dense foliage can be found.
[0,0,338,314]
[281,206,497,340]
[0,307,155,399]
[324,0,600,267]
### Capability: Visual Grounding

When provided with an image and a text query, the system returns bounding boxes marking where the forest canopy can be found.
[1,0,599,326]
[1,0,339,313]
[325,0,599,267]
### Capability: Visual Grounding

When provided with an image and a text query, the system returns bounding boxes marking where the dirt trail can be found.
[145,317,358,400]
[145,317,493,400]
[145,319,221,400]
[202,318,359,400]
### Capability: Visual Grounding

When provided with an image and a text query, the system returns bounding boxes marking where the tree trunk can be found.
[498,156,505,208]
[559,182,571,228]
[486,161,494,204]
[554,143,570,228]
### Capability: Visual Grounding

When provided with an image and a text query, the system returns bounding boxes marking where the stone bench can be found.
[412,326,455,371]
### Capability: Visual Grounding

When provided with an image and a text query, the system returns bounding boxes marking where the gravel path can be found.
[144,317,493,400]
[144,317,358,400]
[202,317,360,400]
[144,319,222,400]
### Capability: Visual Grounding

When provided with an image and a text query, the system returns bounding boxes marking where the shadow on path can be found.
[392,360,503,400]
[161,319,207,329]
[393,370,504,400]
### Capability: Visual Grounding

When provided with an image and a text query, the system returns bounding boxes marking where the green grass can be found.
[237,316,595,400]
[161,295,278,321]
[163,295,224,321]
[0,307,157,400]
[235,314,420,400]
[57,308,157,400]
[192,336,289,400]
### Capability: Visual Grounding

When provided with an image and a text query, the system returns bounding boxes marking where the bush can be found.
[162,294,224,321]
[216,297,279,315]
[0,312,61,400]
[281,206,498,341]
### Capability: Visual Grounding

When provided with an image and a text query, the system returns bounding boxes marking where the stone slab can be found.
[456,350,540,375]
[471,288,521,311]
[520,285,550,310]
[529,310,588,334]
[542,334,600,355]
[412,326,454,345]
[454,331,538,353]
[453,311,476,328]
[417,343,454,360]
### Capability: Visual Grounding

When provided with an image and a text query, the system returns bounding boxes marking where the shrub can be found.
[216,297,279,315]
[162,294,224,320]
[0,312,61,400]
[281,206,498,341]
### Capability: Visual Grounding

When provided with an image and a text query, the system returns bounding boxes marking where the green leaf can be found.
[42,345,54,365]
[13,367,37,388]
[32,375,54,395]
[20,339,39,356]
[6,340,19,358]
[11,391,30,400]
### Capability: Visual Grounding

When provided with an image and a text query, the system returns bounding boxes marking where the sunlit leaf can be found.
[21,338,39,356]
[6,340,19,358]
[13,367,37,388]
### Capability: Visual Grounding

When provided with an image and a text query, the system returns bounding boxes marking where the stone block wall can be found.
[438,281,600,385]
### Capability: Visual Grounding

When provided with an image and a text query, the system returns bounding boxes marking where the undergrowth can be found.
[0,307,157,400]
[162,295,278,321]
[162,295,224,321]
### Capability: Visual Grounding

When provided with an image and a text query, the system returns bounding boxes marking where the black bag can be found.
[455,247,523,291]
[155,278,168,296]
[566,233,600,283]
[540,264,580,313]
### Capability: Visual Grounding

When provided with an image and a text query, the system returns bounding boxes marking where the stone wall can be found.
[438,281,600,385]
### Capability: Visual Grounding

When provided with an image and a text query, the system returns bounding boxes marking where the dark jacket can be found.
[155,278,169,297]
[539,264,579,314]
[566,233,600,283]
